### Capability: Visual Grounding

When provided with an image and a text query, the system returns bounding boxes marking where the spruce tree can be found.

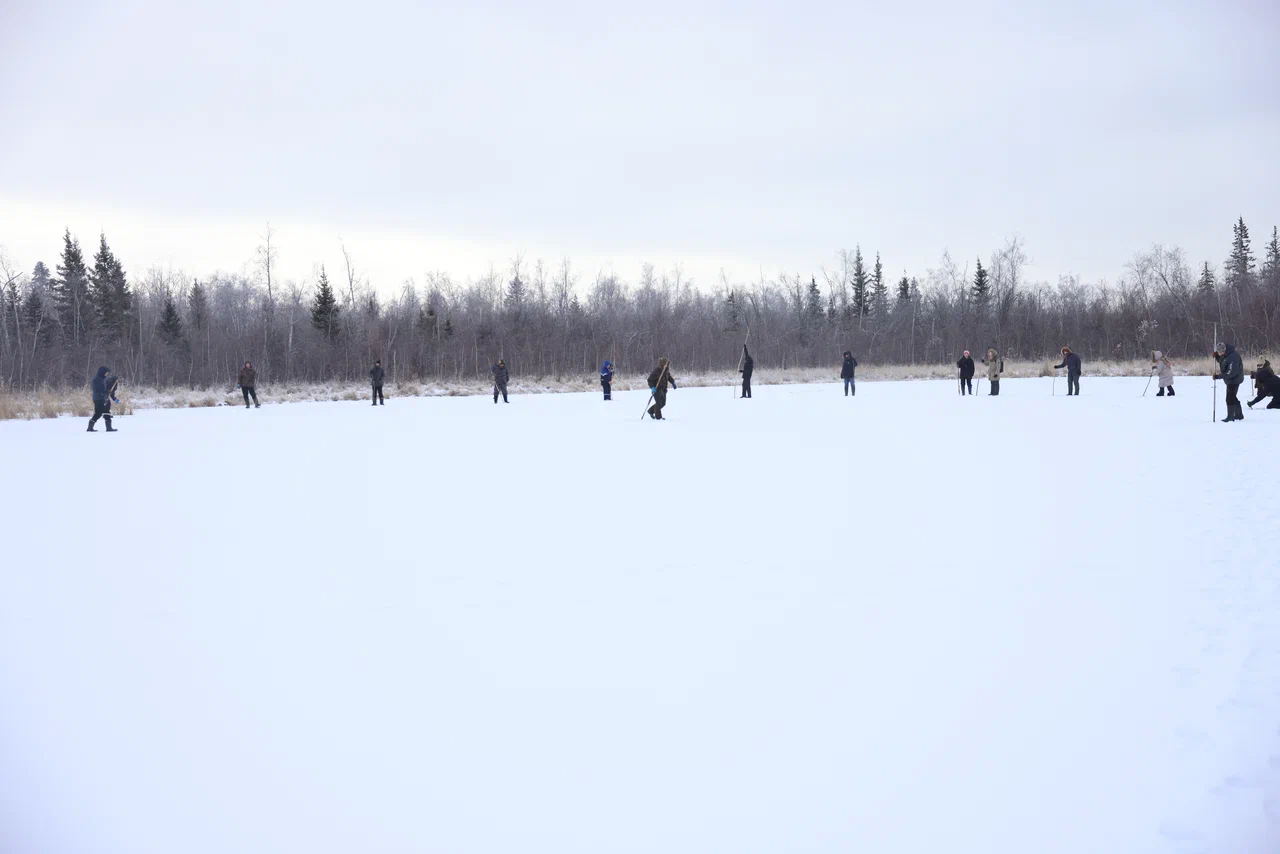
[52,228,91,343]
[806,276,824,321]
[851,246,868,317]
[971,258,991,304]
[871,252,887,318]
[188,280,208,331]
[22,287,54,346]
[158,293,185,346]
[89,232,130,339]
[1262,226,1280,288]
[897,273,911,303]
[1226,216,1255,289]
[1197,262,1216,297]
[310,266,340,341]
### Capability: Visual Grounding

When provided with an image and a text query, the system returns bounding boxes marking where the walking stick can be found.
[1142,371,1153,397]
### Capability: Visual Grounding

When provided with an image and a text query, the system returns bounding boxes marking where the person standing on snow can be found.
[370,359,385,406]
[1248,360,1280,410]
[956,350,975,395]
[1054,347,1082,396]
[740,345,754,399]
[491,359,510,404]
[1150,351,1175,397]
[646,357,677,420]
[600,360,614,401]
[982,348,1003,396]
[87,366,119,432]
[1213,343,1245,422]
[237,361,260,408]
[840,351,858,396]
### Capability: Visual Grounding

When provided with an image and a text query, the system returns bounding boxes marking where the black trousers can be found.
[648,389,668,419]
[88,399,112,428]
[1067,374,1080,395]
[741,375,752,398]
[494,382,508,403]
[1226,383,1240,407]
[242,386,259,406]
[601,380,611,400]
[372,385,384,404]
[960,377,972,394]
[1248,391,1280,408]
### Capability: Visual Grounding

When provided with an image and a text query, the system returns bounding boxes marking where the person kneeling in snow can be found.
[647,357,677,420]
[1151,351,1175,396]
[1248,360,1280,410]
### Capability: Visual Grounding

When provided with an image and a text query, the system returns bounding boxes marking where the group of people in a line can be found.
[83,342,1280,432]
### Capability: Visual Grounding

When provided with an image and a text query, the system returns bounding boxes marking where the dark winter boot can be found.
[1168,386,1175,396]
[1156,387,1165,396]
[86,422,97,432]
[104,416,116,432]
[1235,402,1244,421]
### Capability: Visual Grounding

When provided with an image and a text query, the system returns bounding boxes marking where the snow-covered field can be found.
[2,376,1277,853]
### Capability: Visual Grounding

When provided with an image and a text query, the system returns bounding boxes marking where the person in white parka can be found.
[1151,350,1175,396]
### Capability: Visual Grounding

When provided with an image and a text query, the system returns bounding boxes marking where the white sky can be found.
[2,0,1277,292]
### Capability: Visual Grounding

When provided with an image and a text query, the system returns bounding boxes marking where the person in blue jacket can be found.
[87,366,119,432]
[600,360,614,401]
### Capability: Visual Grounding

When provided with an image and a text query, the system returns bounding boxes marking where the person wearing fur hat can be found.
[956,350,975,395]
[1213,343,1245,422]
[1248,359,1280,409]
[1054,347,1082,395]
[1150,351,1175,396]
[981,348,1002,395]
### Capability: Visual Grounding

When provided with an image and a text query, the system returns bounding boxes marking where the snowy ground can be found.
[1,376,1277,853]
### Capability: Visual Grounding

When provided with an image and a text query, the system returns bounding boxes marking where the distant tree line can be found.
[2,219,1278,391]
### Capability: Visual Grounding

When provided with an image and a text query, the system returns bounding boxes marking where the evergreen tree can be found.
[310,266,340,341]
[89,232,130,339]
[851,246,869,316]
[871,252,887,318]
[806,276,824,321]
[725,291,740,331]
[1197,262,1216,297]
[506,274,525,312]
[897,273,911,303]
[971,258,991,304]
[1226,216,1256,289]
[443,316,454,338]
[188,280,208,331]
[21,287,57,348]
[52,228,91,343]
[1262,226,1280,288]
[158,293,185,347]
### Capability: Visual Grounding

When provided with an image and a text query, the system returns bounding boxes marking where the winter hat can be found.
[375,360,381,365]
[962,350,970,356]
[96,366,109,377]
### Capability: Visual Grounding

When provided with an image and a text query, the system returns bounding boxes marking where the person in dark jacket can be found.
[840,351,858,396]
[491,359,509,403]
[370,360,385,405]
[1247,360,1280,409]
[740,345,754,399]
[1213,343,1245,421]
[237,361,260,408]
[646,357,677,420]
[600,360,614,401]
[956,350,975,395]
[1054,347,1082,395]
[87,366,119,432]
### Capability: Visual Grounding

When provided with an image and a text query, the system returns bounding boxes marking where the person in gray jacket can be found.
[1213,343,1245,422]
[1150,351,1175,397]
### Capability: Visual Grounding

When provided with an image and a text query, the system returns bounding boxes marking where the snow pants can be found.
[88,400,112,429]
[372,385,384,405]
[242,386,259,407]
[741,375,752,398]
[494,382,508,403]
[989,378,1000,396]
[601,380,611,400]
[648,388,668,419]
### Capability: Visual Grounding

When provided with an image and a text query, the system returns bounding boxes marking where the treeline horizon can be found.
[2,219,1278,390]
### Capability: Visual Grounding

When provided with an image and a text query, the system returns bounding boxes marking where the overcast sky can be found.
[2,0,1277,293]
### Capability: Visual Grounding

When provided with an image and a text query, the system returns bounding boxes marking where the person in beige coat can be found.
[982,348,1003,396]
[1150,350,1175,396]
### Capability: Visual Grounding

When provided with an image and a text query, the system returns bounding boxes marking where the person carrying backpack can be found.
[840,351,857,396]
[370,359,385,405]
[600,360,614,401]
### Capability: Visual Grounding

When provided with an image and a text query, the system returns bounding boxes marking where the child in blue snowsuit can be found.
[600,360,614,401]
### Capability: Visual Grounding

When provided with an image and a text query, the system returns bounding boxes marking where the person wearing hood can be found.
[740,345,754,399]
[370,359,385,405]
[1054,347,1083,395]
[87,366,119,432]
[1150,351,1175,396]
[600,360,614,401]
[237,361,260,408]
[840,351,858,396]
[1213,343,1245,422]
[646,357,677,420]
[1248,359,1280,409]
[491,359,510,404]
[956,350,975,395]
[981,348,1003,396]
